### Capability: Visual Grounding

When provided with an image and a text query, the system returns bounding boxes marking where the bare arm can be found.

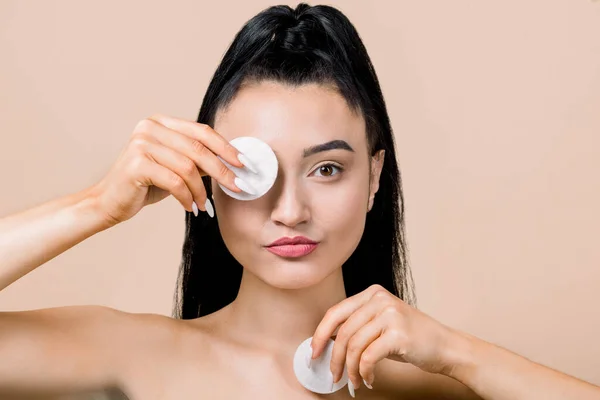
[309,284,598,400]
[0,115,248,396]
[0,305,130,397]
[0,114,248,292]
[0,186,113,291]
[446,330,600,400]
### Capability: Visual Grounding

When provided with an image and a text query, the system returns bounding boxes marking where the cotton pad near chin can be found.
[293,337,348,394]
[218,136,278,201]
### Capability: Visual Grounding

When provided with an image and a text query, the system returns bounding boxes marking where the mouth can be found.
[264,236,319,258]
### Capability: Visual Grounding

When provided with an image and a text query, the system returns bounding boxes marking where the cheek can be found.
[309,178,369,272]
[313,176,369,238]
[213,191,263,252]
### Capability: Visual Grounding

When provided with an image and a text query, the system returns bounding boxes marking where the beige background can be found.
[1,0,599,385]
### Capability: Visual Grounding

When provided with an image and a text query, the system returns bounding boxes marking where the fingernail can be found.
[192,201,199,217]
[205,198,214,218]
[238,153,259,174]
[348,380,355,398]
[329,370,334,391]
[234,177,257,195]
[363,379,373,389]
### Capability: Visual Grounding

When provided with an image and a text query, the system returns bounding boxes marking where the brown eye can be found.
[320,165,334,176]
[313,163,343,178]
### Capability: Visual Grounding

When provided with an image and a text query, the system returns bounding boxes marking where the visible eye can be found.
[312,163,344,178]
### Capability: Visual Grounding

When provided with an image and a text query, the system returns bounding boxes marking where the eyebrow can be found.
[302,140,355,158]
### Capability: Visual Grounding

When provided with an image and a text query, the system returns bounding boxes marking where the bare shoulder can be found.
[0,304,163,397]
[117,309,215,356]
[113,311,220,398]
[0,303,218,399]
[7,304,180,350]
[373,359,482,400]
[0,304,127,325]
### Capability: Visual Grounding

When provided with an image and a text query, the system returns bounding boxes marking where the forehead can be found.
[213,81,366,151]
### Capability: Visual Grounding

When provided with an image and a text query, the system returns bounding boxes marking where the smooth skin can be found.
[0,82,599,399]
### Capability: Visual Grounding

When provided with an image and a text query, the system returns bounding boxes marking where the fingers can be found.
[329,299,383,384]
[136,157,195,213]
[335,313,396,391]
[141,117,242,194]
[311,285,384,360]
[357,323,399,389]
[345,318,384,390]
[148,114,249,171]
[141,140,207,211]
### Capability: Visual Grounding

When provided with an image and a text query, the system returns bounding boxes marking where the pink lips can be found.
[265,236,319,258]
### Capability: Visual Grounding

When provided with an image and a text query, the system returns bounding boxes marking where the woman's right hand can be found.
[90,114,255,226]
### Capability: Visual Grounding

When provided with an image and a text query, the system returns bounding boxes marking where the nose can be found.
[269,176,310,228]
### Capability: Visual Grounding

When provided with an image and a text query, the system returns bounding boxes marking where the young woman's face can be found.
[212,81,384,289]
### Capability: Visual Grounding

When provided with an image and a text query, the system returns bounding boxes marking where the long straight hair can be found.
[173,3,415,319]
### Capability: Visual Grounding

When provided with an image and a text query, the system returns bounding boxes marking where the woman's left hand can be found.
[309,284,460,391]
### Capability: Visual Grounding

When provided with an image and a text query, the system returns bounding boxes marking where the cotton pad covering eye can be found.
[218,136,278,200]
[293,337,348,394]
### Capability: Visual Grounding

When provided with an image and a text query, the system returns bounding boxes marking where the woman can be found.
[0,3,598,399]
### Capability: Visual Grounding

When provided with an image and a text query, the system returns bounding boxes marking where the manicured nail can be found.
[234,177,257,195]
[348,380,355,398]
[192,201,199,217]
[363,378,373,389]
[205,198,214,218]
[238,153,259,174]
[329,370,334,391]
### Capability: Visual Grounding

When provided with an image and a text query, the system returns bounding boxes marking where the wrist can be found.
[440,327,481,382]
[76,185,120,231]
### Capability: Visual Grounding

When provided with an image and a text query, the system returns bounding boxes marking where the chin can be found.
[254,261,334,290]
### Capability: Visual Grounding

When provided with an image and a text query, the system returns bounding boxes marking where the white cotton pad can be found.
[293,337,348,394]
[218,136,278,201]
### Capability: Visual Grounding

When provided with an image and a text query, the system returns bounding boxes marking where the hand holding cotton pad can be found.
[218,136,278,200]
[293,337,350,395]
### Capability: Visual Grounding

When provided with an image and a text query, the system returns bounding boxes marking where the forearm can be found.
[0,185,113,291]
[445,329,600,400]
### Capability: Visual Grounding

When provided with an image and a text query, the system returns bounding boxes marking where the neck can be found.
[221,267,347,354]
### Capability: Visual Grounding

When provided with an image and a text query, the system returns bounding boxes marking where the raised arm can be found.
[0,187,112,291]
[0,115,254,396]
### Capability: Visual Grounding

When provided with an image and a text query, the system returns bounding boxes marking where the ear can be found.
[368,149,385,212]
